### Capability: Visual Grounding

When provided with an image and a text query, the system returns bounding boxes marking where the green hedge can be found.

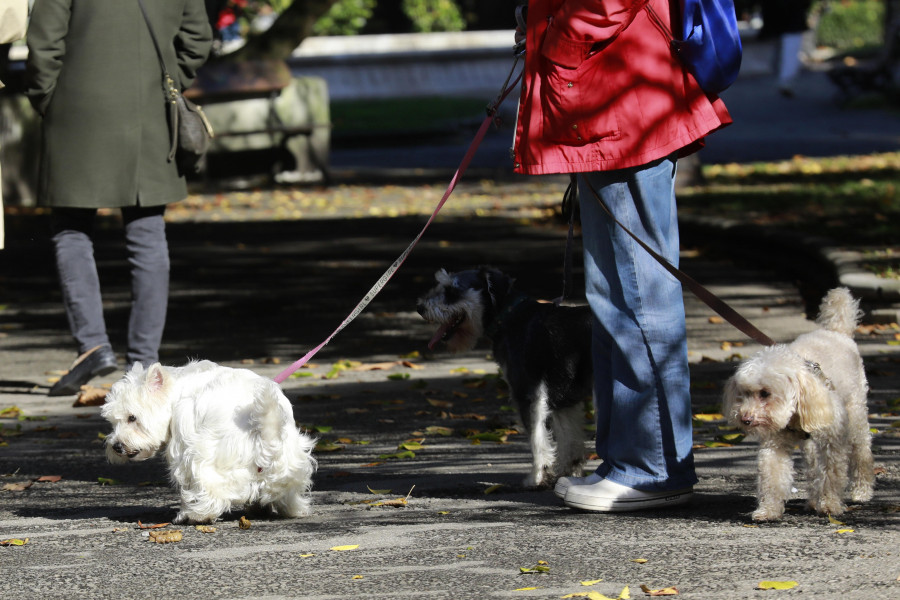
[815,0,885,52]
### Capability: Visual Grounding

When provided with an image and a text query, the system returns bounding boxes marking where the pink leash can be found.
[273,69,523,384]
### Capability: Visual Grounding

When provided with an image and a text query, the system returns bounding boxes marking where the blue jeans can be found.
[51,206,169,368]
[578,155,697,492]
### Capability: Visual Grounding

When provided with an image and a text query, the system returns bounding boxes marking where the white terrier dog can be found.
[722,288,874,521]
[102,360,317,524]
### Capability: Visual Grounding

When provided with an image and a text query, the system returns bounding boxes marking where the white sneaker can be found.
[564,478,693,512]
[553,472,604,499]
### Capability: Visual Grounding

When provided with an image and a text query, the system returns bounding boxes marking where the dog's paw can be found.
[751,505,784,521]
[173,510,217,525]
[848,482,874,503]
[810,497,846,517]
[522,472,550,489]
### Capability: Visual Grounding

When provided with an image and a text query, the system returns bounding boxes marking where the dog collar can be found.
[804,359,835,391]
[484,291,532,340]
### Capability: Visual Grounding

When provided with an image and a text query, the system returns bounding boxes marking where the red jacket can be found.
[513,0,732,175]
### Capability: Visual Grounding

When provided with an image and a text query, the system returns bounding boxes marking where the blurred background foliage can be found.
[212,1,891,53]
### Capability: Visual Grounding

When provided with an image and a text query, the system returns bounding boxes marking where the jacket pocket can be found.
[540,58,620,146]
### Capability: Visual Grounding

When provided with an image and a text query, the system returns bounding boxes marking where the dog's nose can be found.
[112,441,125,455]
[741,417,755,427]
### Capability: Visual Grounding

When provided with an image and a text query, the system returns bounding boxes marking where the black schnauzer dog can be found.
[417,266,593,488]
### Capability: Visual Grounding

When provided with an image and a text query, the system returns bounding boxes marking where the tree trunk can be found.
[220,0,340,62]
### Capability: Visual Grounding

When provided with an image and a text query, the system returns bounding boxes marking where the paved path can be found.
[1,190,899,599]
[1,63,899,599]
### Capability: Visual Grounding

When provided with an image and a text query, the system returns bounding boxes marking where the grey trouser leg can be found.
[51,208,109,354]
[122,206,169,369]
[51,206,169,368]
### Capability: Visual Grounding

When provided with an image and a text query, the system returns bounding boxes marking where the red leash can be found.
[273,67,523,384]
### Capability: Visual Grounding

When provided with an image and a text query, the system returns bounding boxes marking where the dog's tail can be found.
[815,287,863,338]
[251,379,317,468]
[251,380,304,446]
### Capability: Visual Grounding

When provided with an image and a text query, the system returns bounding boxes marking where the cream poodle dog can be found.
[722,287,874,521]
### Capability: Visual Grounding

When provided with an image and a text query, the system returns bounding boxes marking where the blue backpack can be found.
[648,0,743,95]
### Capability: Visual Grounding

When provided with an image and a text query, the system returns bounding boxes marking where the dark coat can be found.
[25,0,212,208]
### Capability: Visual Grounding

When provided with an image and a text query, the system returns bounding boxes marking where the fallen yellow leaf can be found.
[835,529,855,534]
[331,544,359,552]
[640,584,679,596]
[827,515,845,526]
[693,413,725,421]
[424,426,453,436]
[632,558,648,564]
[757,581,798,590]
[581,579,604,586]
[484,484,503,494]
[299,553,315,558]
[367,486,391,494]
[520,560,550,574]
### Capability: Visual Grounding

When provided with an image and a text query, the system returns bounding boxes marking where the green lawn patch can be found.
[679,153,900,247]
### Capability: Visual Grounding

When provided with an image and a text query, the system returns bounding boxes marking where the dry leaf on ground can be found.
[195,525,217,533]
[2,482,32,492]
[138,521,171,530]
[640,585,679,596]
[0,538,29,546]
[73,385,109,407]
[757,581,798,590]
[148,530,182,544]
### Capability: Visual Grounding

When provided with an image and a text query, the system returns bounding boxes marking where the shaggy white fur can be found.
[102,360,317,524]
[722,288,874,521]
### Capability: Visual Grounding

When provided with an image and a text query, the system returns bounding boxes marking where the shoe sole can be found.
[564,491,693,513]
[553,481,568,499]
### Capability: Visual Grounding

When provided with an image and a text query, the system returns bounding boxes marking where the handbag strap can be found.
[137,0,172,79]
[137,0,180,161]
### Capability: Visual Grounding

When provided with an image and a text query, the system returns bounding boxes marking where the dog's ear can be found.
[435,269,452,285]
[721,376,740,425]
[145,363,169,395]
[793,369,834,433]
[480,267,514,307]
